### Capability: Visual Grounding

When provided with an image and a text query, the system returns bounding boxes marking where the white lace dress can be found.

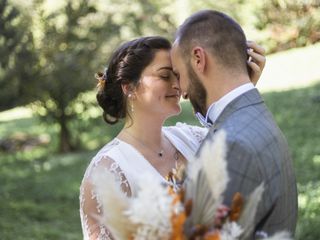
[79,123,208,240]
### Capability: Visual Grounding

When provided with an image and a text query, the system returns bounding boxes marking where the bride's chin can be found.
[168,107,182,117]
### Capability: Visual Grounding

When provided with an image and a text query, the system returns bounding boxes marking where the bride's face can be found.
[133,50,182,118]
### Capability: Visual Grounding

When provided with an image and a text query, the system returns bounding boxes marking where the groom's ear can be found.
[191,46,206,74]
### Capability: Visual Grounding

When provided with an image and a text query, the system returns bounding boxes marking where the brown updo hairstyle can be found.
[96,36,171,124]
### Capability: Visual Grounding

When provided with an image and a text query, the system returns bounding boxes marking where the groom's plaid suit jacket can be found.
[202,88,298,238]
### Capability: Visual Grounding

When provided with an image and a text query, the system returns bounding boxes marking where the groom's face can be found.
[171,45,207,115]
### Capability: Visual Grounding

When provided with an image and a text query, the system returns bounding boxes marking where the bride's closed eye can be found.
[160,74,170,80]
[159,70,175,81]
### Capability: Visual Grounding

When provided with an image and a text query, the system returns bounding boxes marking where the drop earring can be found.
[128,93,134,112]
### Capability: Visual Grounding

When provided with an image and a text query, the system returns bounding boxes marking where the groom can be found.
[171,10,298,238]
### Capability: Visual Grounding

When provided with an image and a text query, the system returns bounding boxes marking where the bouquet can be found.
[92,130,292,240]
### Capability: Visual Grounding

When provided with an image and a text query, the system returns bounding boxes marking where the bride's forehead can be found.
[146,51,172,69]
[153,50,171,62]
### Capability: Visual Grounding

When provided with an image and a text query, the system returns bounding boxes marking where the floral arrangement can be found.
[92,131,292,240]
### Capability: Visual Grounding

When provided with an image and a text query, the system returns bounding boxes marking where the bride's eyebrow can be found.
[157,66,173,71]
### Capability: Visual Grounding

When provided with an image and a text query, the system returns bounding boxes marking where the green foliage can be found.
[3,0,318,152]
[105,0,177,39]
[32,0,113,152]
[253,0,320,53]
[29,0,182,152]
[0,0,39,110]
[187,0,252,24]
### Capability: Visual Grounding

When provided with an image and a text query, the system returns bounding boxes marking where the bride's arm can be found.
[80,156,131,240]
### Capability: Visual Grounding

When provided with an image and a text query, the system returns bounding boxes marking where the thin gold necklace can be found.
[124,130,165,158]
[123,130,180,161]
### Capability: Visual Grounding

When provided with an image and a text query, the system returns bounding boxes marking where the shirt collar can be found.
[195,83,255,127]
[195,112,213,128]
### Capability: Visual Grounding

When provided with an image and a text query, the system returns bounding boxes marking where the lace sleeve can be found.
[185,124,208,144]
[175,122,209,144]
[80,156,131,240]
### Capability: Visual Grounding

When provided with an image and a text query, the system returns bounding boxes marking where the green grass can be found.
[0,82,319,239]
[0,148,93,239]
[258,42,320,92]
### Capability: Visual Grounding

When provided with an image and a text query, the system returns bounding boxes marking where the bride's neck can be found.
[122,112,165,145]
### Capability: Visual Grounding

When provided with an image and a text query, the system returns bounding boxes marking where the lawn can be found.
[0,81,319,239]
[258,42,320,92]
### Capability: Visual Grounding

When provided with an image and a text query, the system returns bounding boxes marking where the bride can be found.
[79,36,265,239]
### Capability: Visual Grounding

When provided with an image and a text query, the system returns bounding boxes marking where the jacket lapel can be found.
[211,88,264,133]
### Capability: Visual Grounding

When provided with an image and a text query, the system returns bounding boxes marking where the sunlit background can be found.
[0,0,319,239]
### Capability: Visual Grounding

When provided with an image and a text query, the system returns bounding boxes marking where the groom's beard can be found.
[186,63,207,116]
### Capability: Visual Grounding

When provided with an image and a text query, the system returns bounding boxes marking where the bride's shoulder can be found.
[95,138,121,159]
[83,138,122,177]
[163,122,208,144]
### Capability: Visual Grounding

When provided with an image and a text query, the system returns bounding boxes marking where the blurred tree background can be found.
[1,0,319,152]
[0,0,319,239]
[0,0,39,110]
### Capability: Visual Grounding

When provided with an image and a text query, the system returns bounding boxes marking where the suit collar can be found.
[211,88,264,132]
[207,83,255,124]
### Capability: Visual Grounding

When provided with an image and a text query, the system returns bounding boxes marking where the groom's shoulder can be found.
[225,101,278,132]
[217,105,284,149]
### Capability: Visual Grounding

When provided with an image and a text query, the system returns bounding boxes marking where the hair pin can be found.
[95,72,106,91]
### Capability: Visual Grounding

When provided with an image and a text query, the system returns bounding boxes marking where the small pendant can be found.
[174,150,179,160]
[158,150,164,157]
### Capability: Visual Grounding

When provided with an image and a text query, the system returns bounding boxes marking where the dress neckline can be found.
[115,137,169,181]
[114,130,185,181]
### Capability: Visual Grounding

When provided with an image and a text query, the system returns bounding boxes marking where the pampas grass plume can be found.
[238,183,264,240]
[265,231,292,240]
[91,169,133,240]
[202,130,229,205]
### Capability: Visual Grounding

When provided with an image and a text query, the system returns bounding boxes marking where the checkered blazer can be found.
[201,88,298,238]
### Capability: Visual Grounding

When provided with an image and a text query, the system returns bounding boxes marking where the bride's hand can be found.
[247,41,266,86]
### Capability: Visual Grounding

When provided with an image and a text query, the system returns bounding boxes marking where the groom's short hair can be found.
[175,10,249,74]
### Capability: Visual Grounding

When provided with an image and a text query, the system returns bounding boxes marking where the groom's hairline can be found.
[175,10,249,73]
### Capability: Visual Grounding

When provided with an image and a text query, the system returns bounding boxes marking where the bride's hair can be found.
[96,36,171,124]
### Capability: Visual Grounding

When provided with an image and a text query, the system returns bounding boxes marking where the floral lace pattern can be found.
[184,123,208,144]
[80,140,131,240]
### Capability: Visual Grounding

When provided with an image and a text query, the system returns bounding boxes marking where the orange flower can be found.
[171,210,186,240]
[95,72,106,91]
[168,187,187,240]
[229,192,243,222]
[184,199,193,217]
[204,230,221,240]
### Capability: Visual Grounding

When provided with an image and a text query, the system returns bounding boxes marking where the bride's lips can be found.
[165,93,181,99]
[165,90,181,99]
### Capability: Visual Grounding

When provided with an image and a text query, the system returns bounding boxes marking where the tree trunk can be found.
[58,113,74,153]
